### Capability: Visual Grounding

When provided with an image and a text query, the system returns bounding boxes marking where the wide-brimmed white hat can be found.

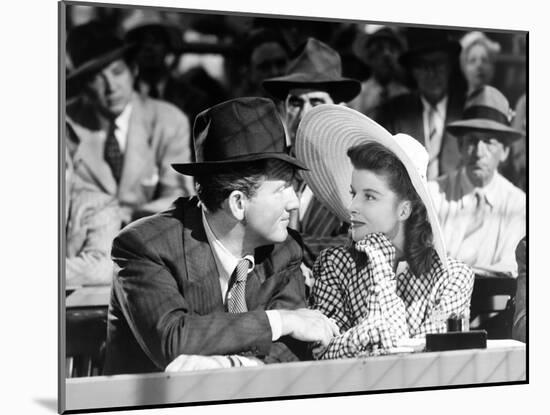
[296,104,448,269]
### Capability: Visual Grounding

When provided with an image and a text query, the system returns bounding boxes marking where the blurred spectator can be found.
[124,22,184,99]
[66,21,194,226]
[505,93,527,191]
[429,86,526,275]
[349,25,409,116]
[512,236,526,342]
[459,31,501,95]
[262,38,361,272]
[373,28,465,180]
[236,28,291,99]
[65,123,120,286]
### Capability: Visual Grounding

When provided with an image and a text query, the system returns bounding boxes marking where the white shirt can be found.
[428,168,526,275]
[201,211,282,341]
[112,103,133,152]
[421,96,447,180]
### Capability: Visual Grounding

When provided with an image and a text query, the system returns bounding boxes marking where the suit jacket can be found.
[67,93,194,222]
[104,197,309,375]
[66,182,121,285]
[373,92,465,177]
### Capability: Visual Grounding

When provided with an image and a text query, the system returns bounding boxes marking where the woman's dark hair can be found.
[347,142,434,276]
[194,159,296,212]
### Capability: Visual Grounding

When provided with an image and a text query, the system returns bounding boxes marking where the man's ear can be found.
[227,190,247,221]
[398,200,412,222]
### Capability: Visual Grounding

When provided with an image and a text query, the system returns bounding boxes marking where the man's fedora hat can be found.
[262,38,361,103]
[446,85,524,142]
[399,27,461,68]
[67,21,135,86]
[296,105,449,269]
[172,97,308,176]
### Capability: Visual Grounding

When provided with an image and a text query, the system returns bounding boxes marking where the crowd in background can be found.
[64,3,528,366]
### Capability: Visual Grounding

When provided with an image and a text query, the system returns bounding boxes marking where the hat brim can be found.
[296,104,449,269]
[446,119,524,142]
[172,152,308,176]
[399,40,461,67]
[262,74,361,103]
[67,44,134,86]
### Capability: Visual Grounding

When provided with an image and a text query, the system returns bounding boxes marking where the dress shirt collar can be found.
[112,102,132,152]
[459,167,500,208]
[201,210,255,283]
[420,94,448,118]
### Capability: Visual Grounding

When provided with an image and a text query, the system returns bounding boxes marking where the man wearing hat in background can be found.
[124,22,185,100]
[262,38,361,273]
[349,25,409,117]
[66,21,193,226]
[104,97,339,375]
[428,86,526,275]
[373,28,465,180]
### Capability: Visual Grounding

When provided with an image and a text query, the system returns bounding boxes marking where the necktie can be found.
[463,190,486,239]
[426,105,440,179]
[104,122,124,184]
[227,259,251,313]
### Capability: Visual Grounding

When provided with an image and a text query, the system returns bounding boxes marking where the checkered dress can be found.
[310,233,474,359]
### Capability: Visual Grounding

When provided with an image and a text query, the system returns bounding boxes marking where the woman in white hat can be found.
[295,105,475,359]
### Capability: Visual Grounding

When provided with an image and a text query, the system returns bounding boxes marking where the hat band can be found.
[462,105,510,126]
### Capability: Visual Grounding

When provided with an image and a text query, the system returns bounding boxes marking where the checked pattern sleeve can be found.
[311,233,409,359]
[311,233,475,359]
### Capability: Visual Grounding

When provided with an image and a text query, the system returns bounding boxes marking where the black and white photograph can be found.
[57,0,531,413]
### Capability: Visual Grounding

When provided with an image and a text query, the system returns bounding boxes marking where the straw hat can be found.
[295,104,448,269]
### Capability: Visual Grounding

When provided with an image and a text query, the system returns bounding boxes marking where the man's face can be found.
[86,59,135,118]
[461,131,509,187]
[368,38,402,83]
[411,51,451,105]
[243,177,299,246]
[250,42,288,86]
[285,89,334,148]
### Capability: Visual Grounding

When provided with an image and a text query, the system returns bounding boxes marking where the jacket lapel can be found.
[118,94,153,199]
[182,199,225,313]
[71,122,118,195]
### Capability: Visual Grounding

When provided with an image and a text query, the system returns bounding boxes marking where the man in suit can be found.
[65,123,120,286]
[66,21,194,226]
[373,28,465,180]
[103,97,339,375]
[262,38,361,271]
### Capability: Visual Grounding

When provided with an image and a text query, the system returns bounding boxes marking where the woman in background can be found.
[459,31,501,95]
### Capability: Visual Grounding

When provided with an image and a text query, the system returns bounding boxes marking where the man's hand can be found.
[165,354,231,372]
[279,309,340,347]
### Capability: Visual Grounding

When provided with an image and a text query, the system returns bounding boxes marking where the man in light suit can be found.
[66,21,193,226]
[373,28,465,180]
[262,38,361,271]
[104,97,339,375]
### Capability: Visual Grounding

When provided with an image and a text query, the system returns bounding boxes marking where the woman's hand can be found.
[354,232,395,263]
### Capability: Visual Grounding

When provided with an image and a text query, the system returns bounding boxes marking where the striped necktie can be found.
[227,259,251,313]
[104,122,124,184]
[426,105,440,179]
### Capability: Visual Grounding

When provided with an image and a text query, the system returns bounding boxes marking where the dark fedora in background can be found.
[66,21,135,88]
[446,85,524,142]
[171,97,308,176]
[262,37,361,103]
[399,27,461,68]
[124,23,184,54]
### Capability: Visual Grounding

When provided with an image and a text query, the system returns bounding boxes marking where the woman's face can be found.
[463,43,495,91]
[348,168,406,242]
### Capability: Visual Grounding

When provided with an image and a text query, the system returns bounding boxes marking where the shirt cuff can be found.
[266,310,282,341]
[233,355,264,367]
